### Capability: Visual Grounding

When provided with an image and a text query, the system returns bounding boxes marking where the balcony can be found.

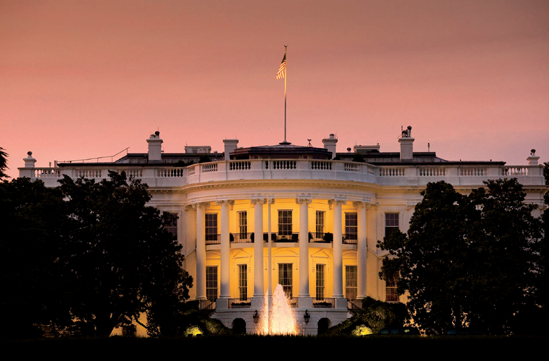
[24,159,545,189]
[228,298,251,309]
[313,297,335,308]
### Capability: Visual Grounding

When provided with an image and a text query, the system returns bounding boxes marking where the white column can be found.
[218,200,231,308]
[355,202,367,299]
[297,197,311,298]
[196,203,206,300]
[252,199,264,306]
[267,198,275,297]
[332,200,344,299]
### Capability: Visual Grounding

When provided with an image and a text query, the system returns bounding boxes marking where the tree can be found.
[378,179,543,335]
[57,171,192,336]
[466,179,542,334]
[0,177,69,338]
[0,147,8,180]
[378,181,474,334]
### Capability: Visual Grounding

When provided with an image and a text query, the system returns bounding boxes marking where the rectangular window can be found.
[315,211,325,239]
[205,213,218,241]
[345,265,357,300]
[165,213,178,240]
[385,213,399,238]
[238,264,248,301]
[238,211,247,239]
[278,263,293,298]
[206,266,218,302]
[386,275,399,302]
[316,264,325,300]
[278,210,292,236]
[345,212,358,240]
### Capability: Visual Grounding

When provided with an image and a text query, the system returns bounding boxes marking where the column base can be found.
[216,297,229,310]
[297,296,313,309]
[335,297,348,310]
[251,296,265,309]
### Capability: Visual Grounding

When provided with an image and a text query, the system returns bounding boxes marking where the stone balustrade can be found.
[22,159,546,188]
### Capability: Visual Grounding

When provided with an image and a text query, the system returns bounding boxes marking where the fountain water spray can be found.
[259,284,297,335]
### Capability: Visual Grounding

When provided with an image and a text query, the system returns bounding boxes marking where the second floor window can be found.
[315,211,325,238]
[385,213,399,238]
[205,213,218,241]
[345,212,357,240]
[164,213,178,240]
[238,211,247,238]
[278,210,292,236]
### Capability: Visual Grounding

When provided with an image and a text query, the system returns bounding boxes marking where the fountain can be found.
[259,284,298,335]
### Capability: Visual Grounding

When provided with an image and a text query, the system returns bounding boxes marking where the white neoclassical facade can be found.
[19,127,547,335]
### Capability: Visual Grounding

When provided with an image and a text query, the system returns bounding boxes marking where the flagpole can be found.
[276,45,290,145]
[284,45,287,144]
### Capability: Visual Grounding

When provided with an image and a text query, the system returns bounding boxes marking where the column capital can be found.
[328,198,346,209]
[295,197,312,205]
[250,198,267,207]
[406,202,416,211]
[216,199,234,206]
[352,197,374,208]
[189,201,209,210]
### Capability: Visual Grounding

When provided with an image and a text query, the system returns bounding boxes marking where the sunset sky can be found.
[1,0,548,178]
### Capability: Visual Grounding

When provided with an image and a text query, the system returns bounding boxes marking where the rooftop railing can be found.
[23,159,545,188]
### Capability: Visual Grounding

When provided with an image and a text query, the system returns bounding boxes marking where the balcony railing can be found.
[228,298,251,309]
[231,232,252,243]
[205,234,220,245]
[342,234,358,245]
[24,159,545,189]
[313,298,335,308]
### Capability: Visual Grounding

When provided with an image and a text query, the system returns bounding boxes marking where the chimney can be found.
[223,139,239,161]
[399,126,414,161]
[19,151,37,178]
[147,131,163,163]
[322,134,338,159]
[527,149,539,165]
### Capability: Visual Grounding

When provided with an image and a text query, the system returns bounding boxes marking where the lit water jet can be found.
[259,284,297,335]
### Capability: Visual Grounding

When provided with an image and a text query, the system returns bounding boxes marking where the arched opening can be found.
[317,318,331,335]
[232,318,246,334]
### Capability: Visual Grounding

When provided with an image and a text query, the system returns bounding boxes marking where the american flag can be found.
[276,53,286,80]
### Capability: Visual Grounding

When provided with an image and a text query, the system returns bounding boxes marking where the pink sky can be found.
[1,0,548,177]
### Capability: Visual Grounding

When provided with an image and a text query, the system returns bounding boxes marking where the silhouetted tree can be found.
[0,178,69,338]
[0,147,8,180]
[378,179,543,335]
[378,181,474,334]
[57,171,192,336]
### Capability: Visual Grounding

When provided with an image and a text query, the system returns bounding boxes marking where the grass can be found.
[2,334,547,357]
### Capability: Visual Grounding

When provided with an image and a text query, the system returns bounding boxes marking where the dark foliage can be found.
[56,171,193,337]
[324,297,408,335]
[0,147,8,180]
[378,179,543,335]
[0,178,69,338]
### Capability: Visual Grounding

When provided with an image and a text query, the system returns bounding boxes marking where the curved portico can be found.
[188,185,373,314]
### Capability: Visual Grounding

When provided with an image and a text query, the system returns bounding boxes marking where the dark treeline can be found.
[0,171,193,339]
[379,174,549,335]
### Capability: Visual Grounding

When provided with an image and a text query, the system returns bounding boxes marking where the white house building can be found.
[19,127,547,335]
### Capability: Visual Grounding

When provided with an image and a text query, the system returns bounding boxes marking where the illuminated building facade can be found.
[19,127,547,335]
